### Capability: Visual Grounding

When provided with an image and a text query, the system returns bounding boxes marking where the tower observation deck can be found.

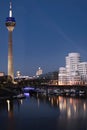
[5,1,16,81]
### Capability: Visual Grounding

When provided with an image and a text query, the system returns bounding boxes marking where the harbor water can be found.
[0,94,87,130]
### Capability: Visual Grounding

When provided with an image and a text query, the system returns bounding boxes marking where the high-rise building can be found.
[66,53,80,73]
[78,62,87,84]
[58,67,67,85]
[5,1,16,80]
[58,53,82,85]
[65,53,81,85]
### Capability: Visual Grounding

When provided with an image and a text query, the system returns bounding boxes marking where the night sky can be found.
[0,0,87,76]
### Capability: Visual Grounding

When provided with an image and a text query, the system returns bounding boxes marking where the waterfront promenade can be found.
[35,84,87,93]
[0,80,87,99]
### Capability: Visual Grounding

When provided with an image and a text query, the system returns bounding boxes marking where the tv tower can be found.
[5,0,16,81]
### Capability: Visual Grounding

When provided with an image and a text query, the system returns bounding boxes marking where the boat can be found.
[13,94,26,99]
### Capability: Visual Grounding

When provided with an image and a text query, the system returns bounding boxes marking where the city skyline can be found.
[0,0,87,76]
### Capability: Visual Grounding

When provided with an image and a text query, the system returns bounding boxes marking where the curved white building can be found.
[65,53,81,85]
[78,62,87,84]
[66,53,80,73]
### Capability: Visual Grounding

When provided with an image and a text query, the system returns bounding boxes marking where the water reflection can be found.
[0,95,87,130]
[6,100,14,130]
[20,99,23,105]
[6,100,14,118]
[1,96,87,120]
[0,99,24,130]
[35,94,87,119]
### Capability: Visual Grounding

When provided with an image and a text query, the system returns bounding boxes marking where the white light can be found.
[9,10,12,17]
[7,100,10,112]
[9,2,12,17]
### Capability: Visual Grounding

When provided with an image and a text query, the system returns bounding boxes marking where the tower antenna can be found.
[9,0,12,17]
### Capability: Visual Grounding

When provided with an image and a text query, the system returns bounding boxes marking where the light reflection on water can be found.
[0,95,87,130]
[48,95,87,119]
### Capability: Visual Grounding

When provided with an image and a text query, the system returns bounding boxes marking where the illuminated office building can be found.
[58,53,82,85]
[78,62,87,84]
[65,53,81,85]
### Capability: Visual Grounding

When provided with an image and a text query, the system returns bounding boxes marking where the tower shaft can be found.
[6,1,16,81]
[8,31,14,80]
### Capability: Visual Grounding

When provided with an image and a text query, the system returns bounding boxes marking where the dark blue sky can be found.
[0,0,87,76]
